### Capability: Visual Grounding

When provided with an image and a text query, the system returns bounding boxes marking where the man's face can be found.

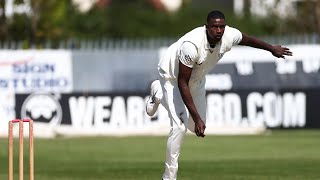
[206,18,226,41]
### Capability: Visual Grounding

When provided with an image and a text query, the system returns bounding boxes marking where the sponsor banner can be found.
[14,92,171,137]
[205,45,320,91]
[13,89,319,137]
[206,90,314,128]
[0,50,73,93]
[0,50,73,132]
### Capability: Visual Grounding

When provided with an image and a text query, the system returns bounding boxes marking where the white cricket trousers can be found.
[159,77,206,180]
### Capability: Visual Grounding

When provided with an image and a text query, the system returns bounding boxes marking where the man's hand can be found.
[194,119,206,137]
[271,45,293,59]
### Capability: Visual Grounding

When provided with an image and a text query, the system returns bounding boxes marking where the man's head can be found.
[206,10,226,42]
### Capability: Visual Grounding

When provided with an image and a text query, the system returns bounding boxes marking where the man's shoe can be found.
[146,80,162,116]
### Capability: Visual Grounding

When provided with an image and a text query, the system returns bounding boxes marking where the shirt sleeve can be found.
[229,27,243,45]
[178,41,198,68]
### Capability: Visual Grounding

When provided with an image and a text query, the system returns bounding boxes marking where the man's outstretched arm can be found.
[239,33,293,58]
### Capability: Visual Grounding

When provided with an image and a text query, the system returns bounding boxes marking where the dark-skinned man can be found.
[146,10,292,180]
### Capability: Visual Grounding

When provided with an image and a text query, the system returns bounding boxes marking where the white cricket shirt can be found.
[158,25,242,83]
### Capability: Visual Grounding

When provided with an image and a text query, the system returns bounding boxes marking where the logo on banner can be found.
[21,92,62,126]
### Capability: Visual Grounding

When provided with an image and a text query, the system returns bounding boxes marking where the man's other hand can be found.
[272,45,293,59]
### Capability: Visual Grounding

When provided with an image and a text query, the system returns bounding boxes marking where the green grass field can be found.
[1,130,320,180]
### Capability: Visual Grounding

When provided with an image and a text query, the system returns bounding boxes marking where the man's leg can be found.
[161,79,188,180]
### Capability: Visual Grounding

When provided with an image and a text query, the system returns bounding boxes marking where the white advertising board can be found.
[0,50,73,134]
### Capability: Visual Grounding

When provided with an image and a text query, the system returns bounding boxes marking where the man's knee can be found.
[172,124,187,135]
